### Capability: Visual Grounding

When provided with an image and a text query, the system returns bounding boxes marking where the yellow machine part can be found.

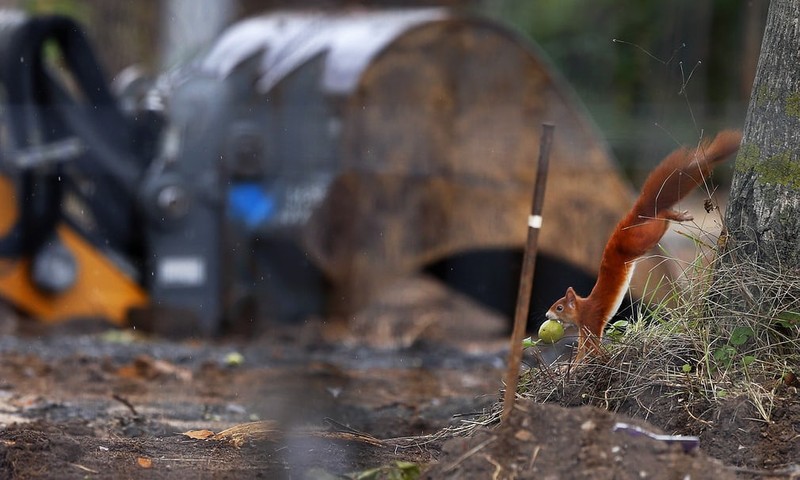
[0,176,148,325]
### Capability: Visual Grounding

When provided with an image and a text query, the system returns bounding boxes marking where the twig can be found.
[442,436,496,473]
[727,464,800,478]
[112,394,139,417]
[501,123,554,423]
[528,445,541,470]
[484,454,505,480]
[611,38,685,65]
[70,463,99,474]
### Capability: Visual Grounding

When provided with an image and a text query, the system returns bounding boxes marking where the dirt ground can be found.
[0,275,798,479]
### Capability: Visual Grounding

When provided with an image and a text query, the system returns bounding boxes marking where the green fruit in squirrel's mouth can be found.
[538,319,564,344]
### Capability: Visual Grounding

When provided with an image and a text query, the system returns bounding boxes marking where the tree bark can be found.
[725,0,800,268]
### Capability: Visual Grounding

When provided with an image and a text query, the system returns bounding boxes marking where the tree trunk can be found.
[725,0,800,268]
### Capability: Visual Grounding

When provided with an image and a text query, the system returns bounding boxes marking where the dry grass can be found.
[514,241,800,425]
[415,237,800,445]
[392,229,799,455]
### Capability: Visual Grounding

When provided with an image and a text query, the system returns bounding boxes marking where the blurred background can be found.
[484,0,762,183]
[1,0,762,178]
[0,0,764,335]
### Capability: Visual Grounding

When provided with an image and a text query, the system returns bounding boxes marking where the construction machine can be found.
[0,8,644,336]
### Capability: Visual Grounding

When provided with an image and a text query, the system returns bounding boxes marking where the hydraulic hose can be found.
[0,13,144,256]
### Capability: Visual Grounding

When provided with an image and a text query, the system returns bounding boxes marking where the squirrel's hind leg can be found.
[662,209,694,222]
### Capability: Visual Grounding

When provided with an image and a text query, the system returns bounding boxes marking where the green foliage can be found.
[22,0,90,21]
[306,461,421,480]
[522,336,540,349]
[352,461,421,480]
[515,224,797,425]
[479,0,752,179]
[776,311,800,328]
[481,0,666,104]
[21,0,91,65]
[711,326,753,369]
[712,345,737,368]
[605,319,629,341]
[729,326,753,346]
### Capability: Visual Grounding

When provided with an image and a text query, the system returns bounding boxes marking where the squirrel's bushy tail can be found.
[634,130,742,219]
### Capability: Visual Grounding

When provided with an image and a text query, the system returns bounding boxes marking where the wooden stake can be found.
[501,123,554,423]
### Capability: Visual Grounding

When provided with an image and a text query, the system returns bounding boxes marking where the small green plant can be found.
[776,310,800,328]
[712,345,737,368]
[507,229,798,427]
[729,326,754,346]
[352,461,421,480]
[605,319,629,341]
[711,325,754,369]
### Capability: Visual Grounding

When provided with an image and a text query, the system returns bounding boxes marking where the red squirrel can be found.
[545,130,742,361]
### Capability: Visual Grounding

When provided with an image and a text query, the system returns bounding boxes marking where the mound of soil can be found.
[423,400,735,480]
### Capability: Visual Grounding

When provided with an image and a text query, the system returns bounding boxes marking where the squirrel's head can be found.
[545,287,581,326]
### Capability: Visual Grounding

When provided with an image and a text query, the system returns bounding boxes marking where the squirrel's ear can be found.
[565,287,577,306]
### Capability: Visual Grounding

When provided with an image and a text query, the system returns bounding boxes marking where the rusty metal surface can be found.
[198,9,663,315]
[295,15,637,311]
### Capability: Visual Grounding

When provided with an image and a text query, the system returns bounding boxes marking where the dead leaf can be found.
[181,419,387,449]
[137,457,153,469]
[297,418,386,447]
[117,355,193,382]
[181,429,216,440]
[214,420,280,447]
[306,430,386,447]
[70,463,99,474]
[180,421,280,447]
